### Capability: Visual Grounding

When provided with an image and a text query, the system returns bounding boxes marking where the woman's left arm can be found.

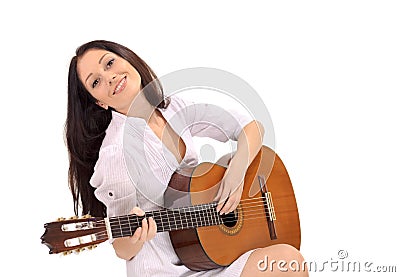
[215,120,265,214]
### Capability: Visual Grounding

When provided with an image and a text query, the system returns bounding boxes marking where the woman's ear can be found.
[96,101,109,110]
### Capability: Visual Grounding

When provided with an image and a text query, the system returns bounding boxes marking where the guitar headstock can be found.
[41,215,108,255]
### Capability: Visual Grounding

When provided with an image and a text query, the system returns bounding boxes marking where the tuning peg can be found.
[57,217,66,221]
[74,248,82,254]
[85,244,98,251]
[69,215,78,220]
[82,214,92,219]
[62,250,73,256]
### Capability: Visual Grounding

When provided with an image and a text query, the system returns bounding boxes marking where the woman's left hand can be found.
[214,120,265,215]
[214,162,247,215]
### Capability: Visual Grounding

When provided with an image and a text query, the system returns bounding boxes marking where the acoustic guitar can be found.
[41,146,301,271]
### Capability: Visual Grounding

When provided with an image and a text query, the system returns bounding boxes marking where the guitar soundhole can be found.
[221,211,238,228]
[218,206,243,236]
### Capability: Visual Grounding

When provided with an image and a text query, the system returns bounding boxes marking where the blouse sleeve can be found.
[90,145,137,218]
[173,96,254,142]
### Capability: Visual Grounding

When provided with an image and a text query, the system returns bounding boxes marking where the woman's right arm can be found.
[112,207,157,260]
[90,147,157,260]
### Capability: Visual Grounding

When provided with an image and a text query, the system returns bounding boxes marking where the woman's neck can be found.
[125,91,156,121]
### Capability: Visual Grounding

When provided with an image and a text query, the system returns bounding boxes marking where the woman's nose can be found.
[108,74,117,85]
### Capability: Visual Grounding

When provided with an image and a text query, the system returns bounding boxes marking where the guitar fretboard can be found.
[109,202,223,238]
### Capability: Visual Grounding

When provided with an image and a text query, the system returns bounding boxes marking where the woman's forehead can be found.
[77,49,111,78]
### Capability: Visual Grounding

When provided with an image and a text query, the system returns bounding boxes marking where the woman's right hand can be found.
[112,207,157,260]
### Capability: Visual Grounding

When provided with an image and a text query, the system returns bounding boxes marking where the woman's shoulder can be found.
[165,95,194,110]
[162,95,196,121]
[100,111,126,150]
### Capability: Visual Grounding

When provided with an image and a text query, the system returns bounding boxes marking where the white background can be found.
[1,0,399,276]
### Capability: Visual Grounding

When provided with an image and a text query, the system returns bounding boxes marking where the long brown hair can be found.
[66,40,167,217]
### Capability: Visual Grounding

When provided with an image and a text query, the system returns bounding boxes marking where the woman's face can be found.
[77,49,141,114]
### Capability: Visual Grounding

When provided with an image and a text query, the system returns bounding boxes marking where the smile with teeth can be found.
[113,77,127,95]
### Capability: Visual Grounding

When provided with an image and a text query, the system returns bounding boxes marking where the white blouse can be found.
[90,95,254,276]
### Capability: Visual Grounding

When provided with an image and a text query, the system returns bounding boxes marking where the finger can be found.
[147,217,157,240]
[221,196,241,214]
[139,218,148,242]
[130,226,142,244]
[219,197,234,215]
[220,189,242,214]
[130,206,145,216]
[217,190,231,214]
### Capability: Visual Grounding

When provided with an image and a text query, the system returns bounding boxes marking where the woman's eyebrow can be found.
[85,53,110,84]
[98,53,109,64]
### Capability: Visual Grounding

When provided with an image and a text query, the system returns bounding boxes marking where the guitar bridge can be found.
[258,175,277,240]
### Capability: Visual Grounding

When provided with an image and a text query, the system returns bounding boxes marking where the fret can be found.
[145,210,156,221]
[184,207,194,228]
[170,209,177,230]
[127,214,133,235]
[196,205,204,228]
[199,205,206,227]
[211,204,218,226]
[196,206,203,227]
[191,206,198,228]
[205,203,213,226]
[117,217,123,237]
[164,210,171,231]
[185,207,191,228]
[109,217,120,238]
[214,206,222,225]
[213,204,222,225]
[118,216,131,237]
[136,214,140,232]
[127,214,139,235]
[173,209,182,230]
[169,209,181,231]
[159,210,166,232]
[210,203,217,225]
[145,210,154,231]
[152,210,164,232]
[181,207,188,229]
[204,204,211,226]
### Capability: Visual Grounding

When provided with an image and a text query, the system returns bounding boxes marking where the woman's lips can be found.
[113,77,127,95]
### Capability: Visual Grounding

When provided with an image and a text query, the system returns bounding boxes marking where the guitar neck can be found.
[108,202,222,238]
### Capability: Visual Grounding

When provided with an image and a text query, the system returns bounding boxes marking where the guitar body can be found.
[167,146,301,271]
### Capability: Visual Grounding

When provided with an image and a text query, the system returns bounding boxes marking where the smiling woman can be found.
[77,50,141,114]
[66,40,168,219]
[65,40,308,277]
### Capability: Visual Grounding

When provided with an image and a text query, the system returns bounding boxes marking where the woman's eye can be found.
[92,79,99,88]
[106,59,115,68]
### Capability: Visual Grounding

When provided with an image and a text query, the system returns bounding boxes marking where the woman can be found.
[66,40,308,276]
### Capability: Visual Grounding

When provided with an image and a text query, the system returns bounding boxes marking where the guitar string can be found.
[92,199,275,228]
[87,213,281,242]
[86,207,275,234]
[92,195,273,224]
[89,207,277,238]
[85,216,275,241]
